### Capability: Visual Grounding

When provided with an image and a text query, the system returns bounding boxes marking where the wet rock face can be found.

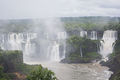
[101,54,120,80]
[109,71,120,80]
[108,54,120,80]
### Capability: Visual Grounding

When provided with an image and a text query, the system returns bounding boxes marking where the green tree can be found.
[27,65,57,80]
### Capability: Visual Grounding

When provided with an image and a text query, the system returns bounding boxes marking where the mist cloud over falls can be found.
[31,18,64,36]
[0,18,67,62]
[26,18,67,62]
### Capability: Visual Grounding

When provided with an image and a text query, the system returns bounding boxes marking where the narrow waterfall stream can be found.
[80,31,87,37]
[91,31,98,40]
[49,41,60,61]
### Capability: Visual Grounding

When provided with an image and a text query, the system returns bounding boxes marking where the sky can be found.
[0,0,120,19]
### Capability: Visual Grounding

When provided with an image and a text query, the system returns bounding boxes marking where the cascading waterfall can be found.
[46,31,67,62]
[24,33,37,56]
[62,42,66,59]
[91,31,97,40]
[80,30,97,40]
[57,31,67,40]
[0,33,37,62]
[0,18,68,63]
[79,30,117,61]
[57,31,67,60]
[100,30,117,60]
[80,31,87,37]
[0,31,67,62]
[0,30,117,63]
[50,41,60,61]
[0,34,6,50]
[47,42,60,61]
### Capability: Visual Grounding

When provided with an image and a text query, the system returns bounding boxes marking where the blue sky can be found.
[0,0,120,19]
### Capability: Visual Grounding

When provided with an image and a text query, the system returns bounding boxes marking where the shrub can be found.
[27,65,57,80]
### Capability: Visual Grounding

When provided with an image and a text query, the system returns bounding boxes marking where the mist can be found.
[26,18,67,62]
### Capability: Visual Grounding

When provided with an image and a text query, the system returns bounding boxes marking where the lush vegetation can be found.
[0,66,11,80]
[0,49,57,80]
[62,35,101,63]
[0,49,23,72]
[0,17,120,33]
[27,65,57,80]
[61,17,120,31]
[0,49,23,80]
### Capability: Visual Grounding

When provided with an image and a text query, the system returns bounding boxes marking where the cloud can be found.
[96,0,120,9]
[0,0,120,19]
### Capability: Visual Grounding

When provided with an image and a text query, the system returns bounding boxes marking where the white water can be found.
[57,31,67,40]
[100,30,117,60]
[0,33,37,62]
[47,41,60,61]
[80,31,87,37]
[27,62,112,80]
[0,30,117,62]
[80,30,98,40]
[91,31,97,40]
[58,31,67,60]
[79,30,117,60]
[46,32,67,61]
[0,32,66,62]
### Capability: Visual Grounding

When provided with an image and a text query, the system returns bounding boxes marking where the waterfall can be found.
[79,30,117,61]
[80,31,87,37]
[57,31,67,40]
[51,41,60,61]
[100,30,117,60]
[8,33,23,50]
[47,41,60,61]
[24,33,37,55]
[91,31,97,40]
[57,31,67,60]
[0,30,117,62]
[0,31,67,62]
[46,31,67,62]
[0,33,37,62]
[0,34,6,49]
[80,30,97,40]
[62,42,66,59]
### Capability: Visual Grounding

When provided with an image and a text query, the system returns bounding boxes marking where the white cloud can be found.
[0,0,120,19]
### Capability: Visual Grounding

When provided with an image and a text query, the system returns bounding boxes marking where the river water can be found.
[26,62,112,80]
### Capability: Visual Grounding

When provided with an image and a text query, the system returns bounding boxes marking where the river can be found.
[26,62,112,80]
